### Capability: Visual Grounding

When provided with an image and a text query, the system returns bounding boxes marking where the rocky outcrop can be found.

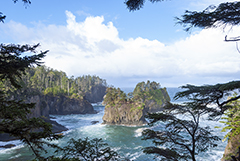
[144,88,170,113]
[26,95,49,118]
[221,134,240,161]
[46,95,96,115]
[84,84,106,103]
[102,85,170,126]
[102,102,147,126]
[0,95,68,142]
[0,118,68,142]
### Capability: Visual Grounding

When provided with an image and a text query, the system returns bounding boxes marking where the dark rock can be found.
[0,133,17,141]
[47,95,96,115]
[43,118,68,133]
[26,95,49,118]
[84,84,106,103]
[91,121,99,125]
[0,144,16,148]
[0,118,68,141]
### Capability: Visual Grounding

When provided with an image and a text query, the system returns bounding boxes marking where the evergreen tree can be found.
[142,102,220,161]
[125,1,240,159]
[53,137,121,161]
[0,43,63,160]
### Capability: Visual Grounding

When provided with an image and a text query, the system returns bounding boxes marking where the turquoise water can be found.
[0,88,228,160]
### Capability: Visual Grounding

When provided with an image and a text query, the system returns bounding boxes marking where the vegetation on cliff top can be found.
[102,81,170,126]
[104,80,170,108]
[1,65,107,101]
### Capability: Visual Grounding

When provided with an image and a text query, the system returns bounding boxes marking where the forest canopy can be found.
[1,65,107,100]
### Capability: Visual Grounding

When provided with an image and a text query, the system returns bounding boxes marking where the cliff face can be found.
[26,95,49,118]
[0,94,69,142]
[102,102,147,126]
[221,134,240,161]
[26,94,96,116]
[84,84,106,103]
[46,95,96,115]
[102,82,170,126]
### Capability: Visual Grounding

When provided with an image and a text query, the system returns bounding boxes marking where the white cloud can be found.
[1,11,240,87]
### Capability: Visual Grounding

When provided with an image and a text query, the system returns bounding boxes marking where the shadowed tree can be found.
[142,81,240,160]
[53,137,121,161]
[125,0,164,11]
[142,101,220,161]
[125,0,240,42]
[0,43,64,160]
[124,1,240,160]
[0,1,64,159]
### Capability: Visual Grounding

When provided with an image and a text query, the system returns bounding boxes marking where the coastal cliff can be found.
[46,95,96,115]
[221,134,240,161]
[102,81,170,126]
[102,101,147,126]
[84,84,107,103]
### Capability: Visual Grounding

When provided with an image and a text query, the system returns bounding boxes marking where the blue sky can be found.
[1,0,240,88]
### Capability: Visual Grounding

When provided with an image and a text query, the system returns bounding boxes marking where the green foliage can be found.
[103,87,127,106]
[0,43,47,88]
[132,81,170,104]
[216,93,240,142]
[176,1,240,32]
[142,81,240,160]
[125,0,164,11]
[0,43,63,160]
[54,137,121,161]
[104,81,170,112]
[1,65,107,100]
[174,81,240,120]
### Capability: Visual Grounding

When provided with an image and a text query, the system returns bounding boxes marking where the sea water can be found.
[0,88,228,161]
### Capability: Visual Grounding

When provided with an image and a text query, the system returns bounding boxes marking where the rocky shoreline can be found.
[0,118,68,143]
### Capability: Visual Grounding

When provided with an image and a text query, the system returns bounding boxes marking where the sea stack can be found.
[102,81,170,126]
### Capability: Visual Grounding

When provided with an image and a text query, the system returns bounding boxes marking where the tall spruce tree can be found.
[0,43,63,160]
[1,0,62,160]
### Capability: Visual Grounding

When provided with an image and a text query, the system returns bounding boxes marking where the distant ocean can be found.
[0,87,227,161]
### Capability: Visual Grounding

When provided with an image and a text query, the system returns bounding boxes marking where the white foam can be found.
[9,153,21,159]
[0,144,24,154]
[134,128,147,137]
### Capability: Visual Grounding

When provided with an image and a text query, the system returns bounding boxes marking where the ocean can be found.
[0,87,228,161]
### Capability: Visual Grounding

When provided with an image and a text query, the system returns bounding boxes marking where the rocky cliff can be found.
[27,95,49,118]
[46,95,96,115]
[221,134,240,161]
[102,102,147,126]
[102,81,170,126]
[84,84,106,103]
[0,94,68,142]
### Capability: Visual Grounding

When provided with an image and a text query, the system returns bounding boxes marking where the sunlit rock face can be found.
[221,134,240,161]
[102,102,147,126]
[102,82,170,126]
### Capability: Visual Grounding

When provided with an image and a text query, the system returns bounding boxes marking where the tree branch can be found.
[225,35,240,42]
[220,94,240,109]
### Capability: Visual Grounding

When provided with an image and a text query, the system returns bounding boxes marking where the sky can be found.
[1,0,240,88]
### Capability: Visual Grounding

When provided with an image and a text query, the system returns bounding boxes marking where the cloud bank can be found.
[1,11,240,87]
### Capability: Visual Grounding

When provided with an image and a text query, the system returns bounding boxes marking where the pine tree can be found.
[0,43,62,160]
